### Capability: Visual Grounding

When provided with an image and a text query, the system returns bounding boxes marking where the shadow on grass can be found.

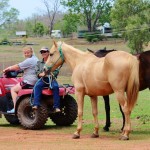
[0,123,19,128]
[0,122,76,132]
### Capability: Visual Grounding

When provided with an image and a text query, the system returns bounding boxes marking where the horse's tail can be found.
[126,56,139,112]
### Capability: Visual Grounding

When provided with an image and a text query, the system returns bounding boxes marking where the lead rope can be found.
[30,65,63,106]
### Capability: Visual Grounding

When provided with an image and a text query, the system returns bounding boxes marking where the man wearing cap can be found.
[32,46,61,113]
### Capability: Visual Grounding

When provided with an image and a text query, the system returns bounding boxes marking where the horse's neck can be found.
[62,44,85,70]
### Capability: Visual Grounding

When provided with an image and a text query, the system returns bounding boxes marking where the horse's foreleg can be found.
[90,96,99,138]
[73,91,84,139]
[115,91,131,140]
[103,95,111,131]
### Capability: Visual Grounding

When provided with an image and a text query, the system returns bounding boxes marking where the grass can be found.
[0,89,149,138]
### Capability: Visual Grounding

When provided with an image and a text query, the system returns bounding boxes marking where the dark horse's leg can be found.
[103,96,125,132]
[119,104,125,131]
[103,95,111,131]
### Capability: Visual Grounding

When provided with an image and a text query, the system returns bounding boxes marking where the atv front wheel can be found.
[17,96,49,129]
[50,95,77,126]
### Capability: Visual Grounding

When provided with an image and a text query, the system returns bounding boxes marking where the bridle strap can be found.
[44,43,64,71]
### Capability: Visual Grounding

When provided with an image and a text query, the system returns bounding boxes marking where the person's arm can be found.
[35,61,45,78]
[3,64,20,73]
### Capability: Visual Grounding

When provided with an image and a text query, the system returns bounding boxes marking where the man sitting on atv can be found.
[3,46,39,113]
[32,47,61,113]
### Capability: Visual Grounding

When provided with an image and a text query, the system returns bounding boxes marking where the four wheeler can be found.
[0,70,77,129]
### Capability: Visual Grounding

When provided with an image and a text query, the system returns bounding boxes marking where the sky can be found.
[9,0,45,19]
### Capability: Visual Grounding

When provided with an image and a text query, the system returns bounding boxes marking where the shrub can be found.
[84,32,104,42]
[0,38,12,45]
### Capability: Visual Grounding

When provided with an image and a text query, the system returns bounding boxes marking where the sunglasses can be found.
[40,51,49,54]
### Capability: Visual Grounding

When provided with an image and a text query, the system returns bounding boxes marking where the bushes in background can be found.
[84,32,105,42]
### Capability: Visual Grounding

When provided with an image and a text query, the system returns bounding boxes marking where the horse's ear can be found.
[87,48,94,53]
[53,40,57,48]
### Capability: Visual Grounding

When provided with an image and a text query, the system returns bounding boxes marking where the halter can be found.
[44,43,64,72]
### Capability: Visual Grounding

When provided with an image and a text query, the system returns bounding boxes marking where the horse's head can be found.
[44,41,64,73]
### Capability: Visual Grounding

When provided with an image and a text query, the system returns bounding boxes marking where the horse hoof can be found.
[103,127,109,132]
[119,135,129,140]
[72,134,80,139]
[91,133,99,138]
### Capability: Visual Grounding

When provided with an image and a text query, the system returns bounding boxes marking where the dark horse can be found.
[88,48,150,131]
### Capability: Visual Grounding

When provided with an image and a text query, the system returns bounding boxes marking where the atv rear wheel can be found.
[4,114,20,125]
[50,95,77,126]
[17,96,49,129]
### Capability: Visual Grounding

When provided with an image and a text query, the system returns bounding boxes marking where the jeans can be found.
[33,77,60,109]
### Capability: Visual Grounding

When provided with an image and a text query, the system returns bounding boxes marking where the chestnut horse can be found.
[88,48,150,131]
[44,41,139,140]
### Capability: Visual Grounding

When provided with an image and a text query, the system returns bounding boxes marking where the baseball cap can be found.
[40,46,49,52]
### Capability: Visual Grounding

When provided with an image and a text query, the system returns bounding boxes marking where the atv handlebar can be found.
[3,70,23,78]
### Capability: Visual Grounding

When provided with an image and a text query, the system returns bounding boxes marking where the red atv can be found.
[0,70,77,129]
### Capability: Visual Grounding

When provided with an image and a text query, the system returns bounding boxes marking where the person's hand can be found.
[3,66,11,73]
[39,72,45,77]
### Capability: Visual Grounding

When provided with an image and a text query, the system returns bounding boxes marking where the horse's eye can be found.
[50,53,53,56]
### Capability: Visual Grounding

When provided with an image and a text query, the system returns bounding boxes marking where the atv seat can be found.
[27,85,34,89]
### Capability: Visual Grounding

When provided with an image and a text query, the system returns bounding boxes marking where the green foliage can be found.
[62,13,82,35]
[84,32,104,42]
[61,0,114,32]
[0,0,19,26]
[33,22,45,37]
[111,0,150,53]
[25,21,34,36]
[0,0,9,23]
[0,37,12,45]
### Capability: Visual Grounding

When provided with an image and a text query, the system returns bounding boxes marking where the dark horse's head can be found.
[87,47,116,57]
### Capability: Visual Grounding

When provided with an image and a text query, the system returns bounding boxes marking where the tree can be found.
[42,0,61,36]
[62,13,82,36]
[111,0,150,53]
[61,0,114,32]
[0,0,9,25]
[33,22,45,37]
[0,0,19,26]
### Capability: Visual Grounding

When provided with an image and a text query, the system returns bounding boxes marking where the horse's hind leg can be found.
[90,96,99,138]
[103,95,111,131]
[115,91,131,140]
[119,104,125,131]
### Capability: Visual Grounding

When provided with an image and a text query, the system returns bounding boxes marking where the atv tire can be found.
[50,95,77,126]
[4,114,20,125]
[17,96,49,129]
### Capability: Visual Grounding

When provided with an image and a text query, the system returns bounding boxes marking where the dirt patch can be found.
[0,124,149,150]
